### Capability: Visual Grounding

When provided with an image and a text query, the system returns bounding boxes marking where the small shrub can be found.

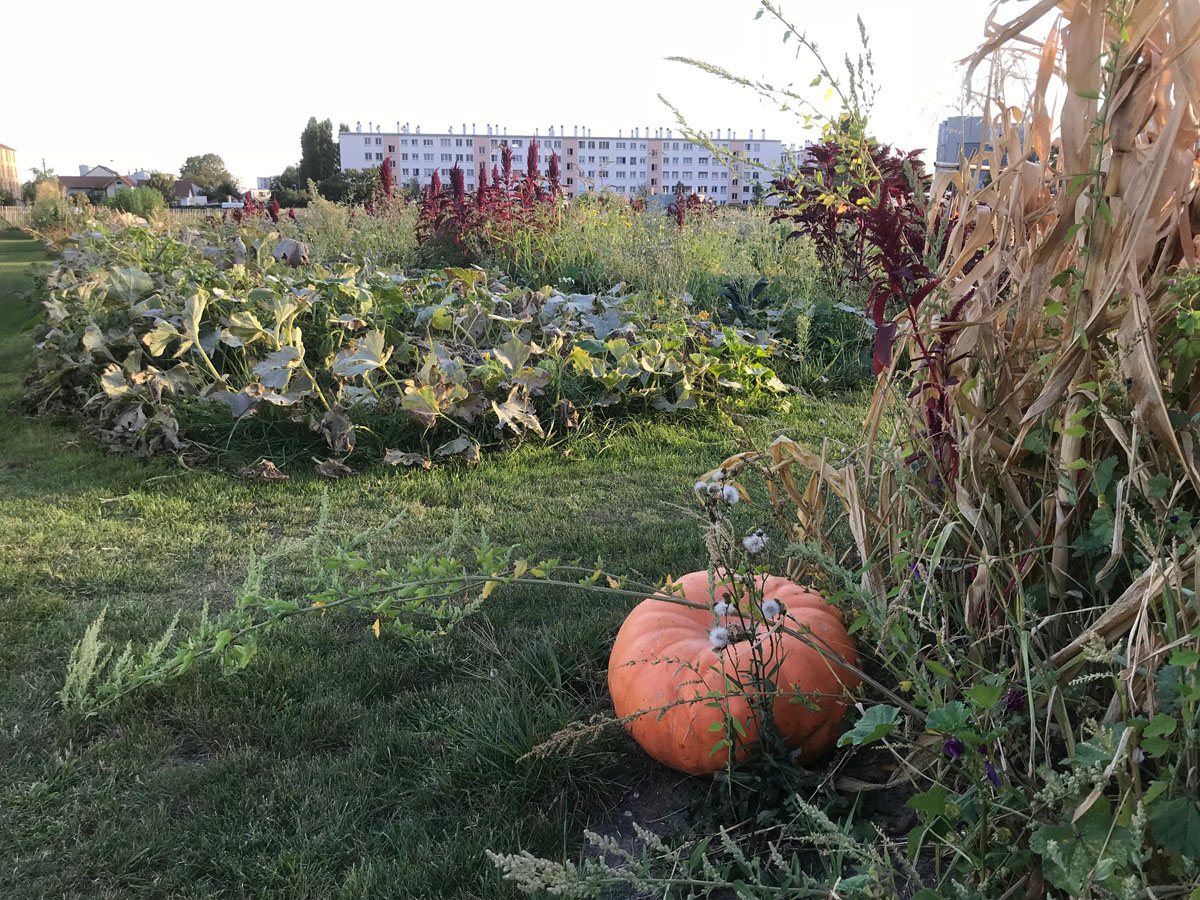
[108,186,164,220]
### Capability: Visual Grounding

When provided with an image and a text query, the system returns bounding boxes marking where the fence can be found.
[0,206,30,227]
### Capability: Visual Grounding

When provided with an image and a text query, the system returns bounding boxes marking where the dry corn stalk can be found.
[710,0,1200,709]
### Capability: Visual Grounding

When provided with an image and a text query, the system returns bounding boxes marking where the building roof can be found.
[59,175,135,190]
[0,143,15,152]
[174,179,204,199]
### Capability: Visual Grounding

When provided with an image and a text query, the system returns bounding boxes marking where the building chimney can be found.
[618,129,622,137]
[749,129,754,140]
[79,164,88,175]
[762,128,766,139]
[487,125,492,136]
[472,122,476,134]
[416,125,421,134]
[368,121,372,133]
[462,123,466,134]
[574,125,578,136]
[356,121,362,132]
[503,126,507,135]
[449,125,454,134]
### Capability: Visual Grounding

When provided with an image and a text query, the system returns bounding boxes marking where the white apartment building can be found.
[338,121,810,205]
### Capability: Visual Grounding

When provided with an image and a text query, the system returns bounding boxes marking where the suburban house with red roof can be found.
[59,165,134,199]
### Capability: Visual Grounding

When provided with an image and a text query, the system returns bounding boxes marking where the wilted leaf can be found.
[383,450,432,469]
[493,385,544,436]
[142,319,181,357]
[314,458,354,480]
[252,346,302,391]
[492,336,531,372]
[227,310,269,346]
[557,399,580,429]
[100,365,131,398]
[331,330,391,379]
[107,266,154,304]
[237,459,289,481]
[434,436,481,464]
[315,406,356,455]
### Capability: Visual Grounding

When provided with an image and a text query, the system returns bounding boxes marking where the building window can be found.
[375,137,382,145]
[441,154,452,162]
[566,177,574,185]
[388,144,395,153]
[440,138,451,146]
[598,140,609,149]
[376,152,383,160]
[424,138,433,146]
[424,153,434,161]
[456,138,463,146]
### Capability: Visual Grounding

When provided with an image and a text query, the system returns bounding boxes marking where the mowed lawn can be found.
[0,227,868,899]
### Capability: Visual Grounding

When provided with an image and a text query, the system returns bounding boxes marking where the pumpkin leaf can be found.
[493,386,544,436]
[314,457,354,480]
[434,436,481,465]
[331,330,392,379]
[383,450,431,470]
[252,346,303,391]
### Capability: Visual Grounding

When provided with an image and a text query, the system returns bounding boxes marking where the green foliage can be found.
[298,117,340,190]
[179,153,237,198]
[26,217,800,465]
[107,186,164,219]
[144,171,176,206]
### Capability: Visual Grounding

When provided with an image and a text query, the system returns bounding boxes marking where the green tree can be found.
[299,117,339,188]
[146,172,176,206]
[270,165,308,208]
[0,187,16,206]
[180,154,237,197]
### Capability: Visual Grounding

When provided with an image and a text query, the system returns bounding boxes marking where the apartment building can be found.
[338,121,808,205]
[0,144,18,199]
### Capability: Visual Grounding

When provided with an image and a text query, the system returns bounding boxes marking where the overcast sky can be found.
[6,0,1044,187]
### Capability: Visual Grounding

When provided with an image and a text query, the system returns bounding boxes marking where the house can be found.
[58,165,135,199]
[0,144,18,199]
[173,180,207,207]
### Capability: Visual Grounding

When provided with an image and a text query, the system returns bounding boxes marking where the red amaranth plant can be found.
[666,191,710,231]
[547,151,560,198]
[268,196,280,223]
[380,157,393,199]
[416,140,562,264]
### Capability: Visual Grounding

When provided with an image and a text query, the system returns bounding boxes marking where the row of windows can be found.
[361,136,766,153]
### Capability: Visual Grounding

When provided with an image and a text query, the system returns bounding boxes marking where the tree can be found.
[271,165,308,208]
[180,154,237,197]
[22,165,55,204]
[146,172,176,206]
[298,118,339,188]
[0,187,16,206]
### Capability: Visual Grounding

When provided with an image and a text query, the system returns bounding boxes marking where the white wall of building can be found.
[338,124,807,205]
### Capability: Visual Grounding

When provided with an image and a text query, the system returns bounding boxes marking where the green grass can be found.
[0,227,869,899]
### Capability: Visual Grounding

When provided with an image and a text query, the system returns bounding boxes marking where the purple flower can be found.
[943,738,966,759]
[1002,688,1026,714]
[985,760,1000,786]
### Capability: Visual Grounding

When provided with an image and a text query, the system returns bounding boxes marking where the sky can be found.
[5,0,1042,187]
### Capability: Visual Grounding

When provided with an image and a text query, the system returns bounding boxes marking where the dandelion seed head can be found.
[693,481,708,494]
[709,626,729,649]
[762,598,781,620]
[714,600,732,616]
[722,484,739,504]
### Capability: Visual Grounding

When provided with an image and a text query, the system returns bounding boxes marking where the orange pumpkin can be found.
[608,571,860,775]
